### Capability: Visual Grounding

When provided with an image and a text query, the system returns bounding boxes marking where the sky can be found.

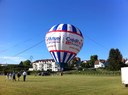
[0,0,128,64]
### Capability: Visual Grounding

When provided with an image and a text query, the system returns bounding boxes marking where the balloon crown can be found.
[49,24,83,37]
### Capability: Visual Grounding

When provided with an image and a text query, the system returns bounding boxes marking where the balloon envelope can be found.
[45,24,84,67]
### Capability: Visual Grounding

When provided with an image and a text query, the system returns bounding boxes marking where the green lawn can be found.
[0,75,127,95]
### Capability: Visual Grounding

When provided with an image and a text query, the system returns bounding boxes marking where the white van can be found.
[121,67,128,87]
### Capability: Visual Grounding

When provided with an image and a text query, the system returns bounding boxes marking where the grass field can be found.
[0,74,127,95]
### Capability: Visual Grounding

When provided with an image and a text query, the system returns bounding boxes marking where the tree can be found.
[18,60,32,71]
[107,48,123,71]
[23,60,31,67]
[80,61,90,68]
[89,55,98,67]
[68,57,81,70]
[19,61,23,66]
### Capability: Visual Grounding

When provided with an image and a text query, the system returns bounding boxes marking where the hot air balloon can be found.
[45,24,84,71]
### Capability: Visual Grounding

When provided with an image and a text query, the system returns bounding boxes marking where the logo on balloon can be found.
[46,36,61,44]
[65,37,82,47]
[46,36,82,48]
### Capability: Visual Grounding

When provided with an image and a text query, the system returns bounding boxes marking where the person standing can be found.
[6,73,9,80]
[17,72,21,81]
[23,71,27,82]
[12,71,16,81]
[9,73,12,80]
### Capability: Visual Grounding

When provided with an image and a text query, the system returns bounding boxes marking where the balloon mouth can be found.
[60,63,66,71]
[56,62,68,71]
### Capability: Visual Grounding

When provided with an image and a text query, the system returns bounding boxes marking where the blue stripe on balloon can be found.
[51,52,57,62]
[72,25,77,33]
[52,24,59,31]
[67,54,76,63]
[57,52,61,63]
[49,24,83,38]
[66,53,73,63]
[62,52,67,63]
[78,29,83,37]
[62,24,67,31]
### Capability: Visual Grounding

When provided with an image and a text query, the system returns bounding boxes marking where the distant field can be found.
[0,75,127,95]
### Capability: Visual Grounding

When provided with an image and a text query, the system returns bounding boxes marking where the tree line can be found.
[0,48,128,74]
[75,48,128,71]
[0,60,31,75]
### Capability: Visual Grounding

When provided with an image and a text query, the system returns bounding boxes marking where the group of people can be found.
[6,70,27,82]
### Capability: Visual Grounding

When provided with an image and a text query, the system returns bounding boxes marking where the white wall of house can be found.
[94,62,105,68]
[28,68,34,71]
[32,59,59,71]
[125,60,128,65]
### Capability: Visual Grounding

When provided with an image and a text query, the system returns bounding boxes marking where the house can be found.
[0,63,8,66]
[81,60,90,63]
[94,60,105,68]
[125,59,128,65]
[32,59,60,71]
[28,68,34,71]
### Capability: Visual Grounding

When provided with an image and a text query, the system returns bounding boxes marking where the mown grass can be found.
[0,75,127,95]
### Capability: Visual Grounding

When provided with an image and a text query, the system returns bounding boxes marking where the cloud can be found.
[0,56,26,64]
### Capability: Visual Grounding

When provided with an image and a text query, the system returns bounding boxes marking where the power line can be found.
[0,32,47,63]
[13,32,55,57]
[1,29,108,59]
[0,39,32,54]
[13,32,108,57]
[84,33,109,51]
[14,40,43,56]
[0,30,109,64]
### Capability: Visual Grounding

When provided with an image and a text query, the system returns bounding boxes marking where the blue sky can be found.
[0,0,128,64]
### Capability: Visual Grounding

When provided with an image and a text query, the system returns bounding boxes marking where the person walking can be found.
[23,71,27,82]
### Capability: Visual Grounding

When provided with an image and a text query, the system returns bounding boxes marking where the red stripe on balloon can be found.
[47,30,83,38]
[50,50,76,55]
